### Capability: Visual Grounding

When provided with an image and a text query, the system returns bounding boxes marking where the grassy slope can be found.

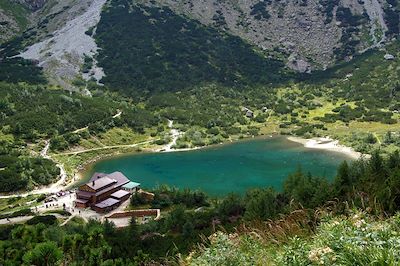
[187,211,400,265]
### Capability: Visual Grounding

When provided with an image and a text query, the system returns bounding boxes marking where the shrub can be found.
[26,215,58,226]
[0,208,33,219]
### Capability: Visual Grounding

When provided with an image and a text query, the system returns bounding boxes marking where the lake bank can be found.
[83,136,352,196]
[287,136,366,159]
[70,135,363,191]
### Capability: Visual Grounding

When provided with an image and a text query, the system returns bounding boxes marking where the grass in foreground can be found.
[186,211,400,265]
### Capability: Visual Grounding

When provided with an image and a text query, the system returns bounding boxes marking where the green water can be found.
[86,136,351,196]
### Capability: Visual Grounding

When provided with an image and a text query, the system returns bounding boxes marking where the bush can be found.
[44,210,71,216]
[0,208,33,219]
[26,215,58,226]
[36,194,47,202]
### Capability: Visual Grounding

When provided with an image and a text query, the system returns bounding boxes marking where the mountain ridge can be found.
[0,0,399,90]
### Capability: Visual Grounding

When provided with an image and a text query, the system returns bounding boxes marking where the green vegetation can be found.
[0,82,117,139]
[384,0,400,36]
[0,208,33,219]
[0,58,46,84]
[0,40,399,192]
[0,1,398,264]
[95,1,290,95]
[0,195,42,216]
[319,0,340,24]
[188,212,400,265]
[334,6,366,59]
[0,81,161,191]
[0,150,399,264]
[0,82,160,142]
[0,142,59,192]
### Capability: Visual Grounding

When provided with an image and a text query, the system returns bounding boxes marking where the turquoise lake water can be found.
[85,136,351,196]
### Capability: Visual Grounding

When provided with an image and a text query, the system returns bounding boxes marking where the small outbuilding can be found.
[384,54,395,60]
[245,110,254,118]
[122,181,141,192]
[242,107,254,118]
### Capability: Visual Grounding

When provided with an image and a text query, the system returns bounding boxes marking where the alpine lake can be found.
[84,136,352,196]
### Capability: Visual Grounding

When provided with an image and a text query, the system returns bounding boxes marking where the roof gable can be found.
[87,176,116,191]
[89,172,130,186]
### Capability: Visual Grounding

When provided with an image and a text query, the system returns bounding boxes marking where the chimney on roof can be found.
[92,180,95,186]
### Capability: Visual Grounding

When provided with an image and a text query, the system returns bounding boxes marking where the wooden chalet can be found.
[74,172,139,213]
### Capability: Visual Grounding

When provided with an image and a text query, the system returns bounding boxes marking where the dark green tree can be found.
[23,241,62,266]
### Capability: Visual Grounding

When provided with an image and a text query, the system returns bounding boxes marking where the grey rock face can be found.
[13,0,47,10]
[0,11,19,43]
[137,0,390,71]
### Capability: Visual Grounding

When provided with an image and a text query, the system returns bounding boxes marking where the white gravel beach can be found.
[287,136,365,159]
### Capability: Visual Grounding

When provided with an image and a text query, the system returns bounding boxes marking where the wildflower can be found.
[354,219,365,228]
[308,246,333,265]
[228,233,238,240]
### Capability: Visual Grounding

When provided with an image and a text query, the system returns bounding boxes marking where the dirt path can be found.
[0,142,69,199]
[40,140,51,158]
[162,120,182,152]
[59,140,154,155]
[112,110,122,119]
[73,111,123,134]
[0,109,141,199]
[373,133,382,145]
[0,216,34,225]
[60,214,77,226]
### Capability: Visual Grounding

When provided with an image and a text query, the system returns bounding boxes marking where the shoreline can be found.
[77,134,279,184]
[287,136,366,160]
[0,134,361,198]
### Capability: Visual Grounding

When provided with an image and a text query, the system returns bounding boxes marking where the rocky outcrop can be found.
[13,0,47,10]
[137,0,391,71]
[0,0,47,42]
[19,0,106,89]
[0,10,20,43]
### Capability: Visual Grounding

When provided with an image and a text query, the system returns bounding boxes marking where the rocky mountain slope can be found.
[0,1,30,43]
[18,0,106,90]
[0,0,107,89]
[14,0,46,10]
[0,1,48,41]
[0,0,399,89]
[138,0,395,71]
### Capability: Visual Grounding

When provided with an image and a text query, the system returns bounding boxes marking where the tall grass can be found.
[185,205,400,265]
